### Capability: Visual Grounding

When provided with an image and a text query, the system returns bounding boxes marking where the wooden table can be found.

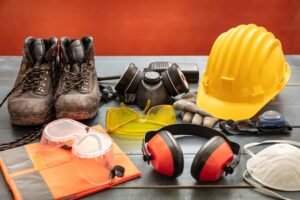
[0,56,299,199]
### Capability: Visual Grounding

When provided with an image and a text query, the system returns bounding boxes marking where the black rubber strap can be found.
[219,120,293,135]
[109,165,125,179]
[219,120,258,135]
[98,83,137,104]
[97,75,121,81]
[98,84,118,101]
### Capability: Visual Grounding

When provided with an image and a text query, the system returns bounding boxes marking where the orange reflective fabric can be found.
[1,125,141,200]
[0,158,23,200]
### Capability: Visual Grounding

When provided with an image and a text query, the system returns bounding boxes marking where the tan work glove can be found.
[173,92,219,128]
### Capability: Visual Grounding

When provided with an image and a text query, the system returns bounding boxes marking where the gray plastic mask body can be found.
[136,72,170,108]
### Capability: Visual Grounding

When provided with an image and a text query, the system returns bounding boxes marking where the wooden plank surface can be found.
[0,56,300,199]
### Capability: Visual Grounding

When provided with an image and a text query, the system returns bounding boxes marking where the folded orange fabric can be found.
[0,125,141,200]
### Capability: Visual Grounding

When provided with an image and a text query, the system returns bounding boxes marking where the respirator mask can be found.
[114,63,189,108]
[244,140,300,200]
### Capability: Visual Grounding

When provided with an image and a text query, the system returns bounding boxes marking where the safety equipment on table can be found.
[219,110,292,135]
[142,124,241,182]
[97,61,199,83]
[115,63,189,108]
[0,36,103,152]
[0,124,141,200]
[39,118,116,186]
[0,128,42,151]
[55,36,100,120]
[243,140,300,200]
[106,102,176,139]
[146,61,199,82]
[173,92,219,127]
[7,37,58,126]
[197,24,291,120]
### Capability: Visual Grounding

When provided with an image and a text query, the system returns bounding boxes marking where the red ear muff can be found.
[191,136,234,182]
[147,131,183,177]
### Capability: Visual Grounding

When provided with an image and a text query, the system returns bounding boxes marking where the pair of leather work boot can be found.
[8,36,100,126]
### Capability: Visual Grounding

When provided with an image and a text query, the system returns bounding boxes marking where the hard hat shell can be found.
[197,24,291,120]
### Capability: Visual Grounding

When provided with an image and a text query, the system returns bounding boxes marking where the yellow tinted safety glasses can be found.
[106,102,176,139]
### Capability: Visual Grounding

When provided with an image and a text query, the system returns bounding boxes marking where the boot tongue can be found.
[30,39,45,64]
[67,40,84,65]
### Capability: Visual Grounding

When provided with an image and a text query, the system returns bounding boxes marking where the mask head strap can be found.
[244,140,300,157]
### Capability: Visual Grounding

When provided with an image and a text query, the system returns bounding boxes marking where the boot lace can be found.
[20,65,47,93]
[0,65,49,151]
[59,63,91,95]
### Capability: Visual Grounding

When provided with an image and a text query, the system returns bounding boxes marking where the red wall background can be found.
[0,0,299,55]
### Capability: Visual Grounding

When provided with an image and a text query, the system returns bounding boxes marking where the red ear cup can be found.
[147,131,184,177]
[191,136,234,182]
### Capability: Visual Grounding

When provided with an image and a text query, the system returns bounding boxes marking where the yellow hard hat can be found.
[197,24,291,120]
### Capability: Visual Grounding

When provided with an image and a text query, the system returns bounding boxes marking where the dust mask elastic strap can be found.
[244,140,300,157]
[243,140,300,200]
[243,170,291,200]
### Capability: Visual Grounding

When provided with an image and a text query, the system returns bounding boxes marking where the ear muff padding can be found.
[115,63,143,94]
[147,131,184,177]
[161,64,189,96]
[191,136,234,182]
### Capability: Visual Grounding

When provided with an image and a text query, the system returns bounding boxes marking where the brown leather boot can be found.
[8,37,58,125]
[55,36,100,120]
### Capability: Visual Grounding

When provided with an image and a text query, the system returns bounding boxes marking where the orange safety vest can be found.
[0,125,141,200]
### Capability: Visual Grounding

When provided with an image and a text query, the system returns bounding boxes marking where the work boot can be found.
[55,36,100,119]
[8,37,58,125]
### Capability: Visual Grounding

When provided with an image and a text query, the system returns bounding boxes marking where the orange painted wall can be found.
[0,0,299,55]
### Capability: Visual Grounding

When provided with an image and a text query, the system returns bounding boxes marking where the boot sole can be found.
[55,101,99,120]
[10,109,54,126]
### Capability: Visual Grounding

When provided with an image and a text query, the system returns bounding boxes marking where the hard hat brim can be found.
[196,62,291,120]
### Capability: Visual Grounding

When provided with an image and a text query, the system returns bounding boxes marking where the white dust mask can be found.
[243,140,300,200]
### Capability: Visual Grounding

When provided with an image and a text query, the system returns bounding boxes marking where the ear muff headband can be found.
[142,124,241,174]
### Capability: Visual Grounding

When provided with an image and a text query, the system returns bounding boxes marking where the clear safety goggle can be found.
[37,118,124,185]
